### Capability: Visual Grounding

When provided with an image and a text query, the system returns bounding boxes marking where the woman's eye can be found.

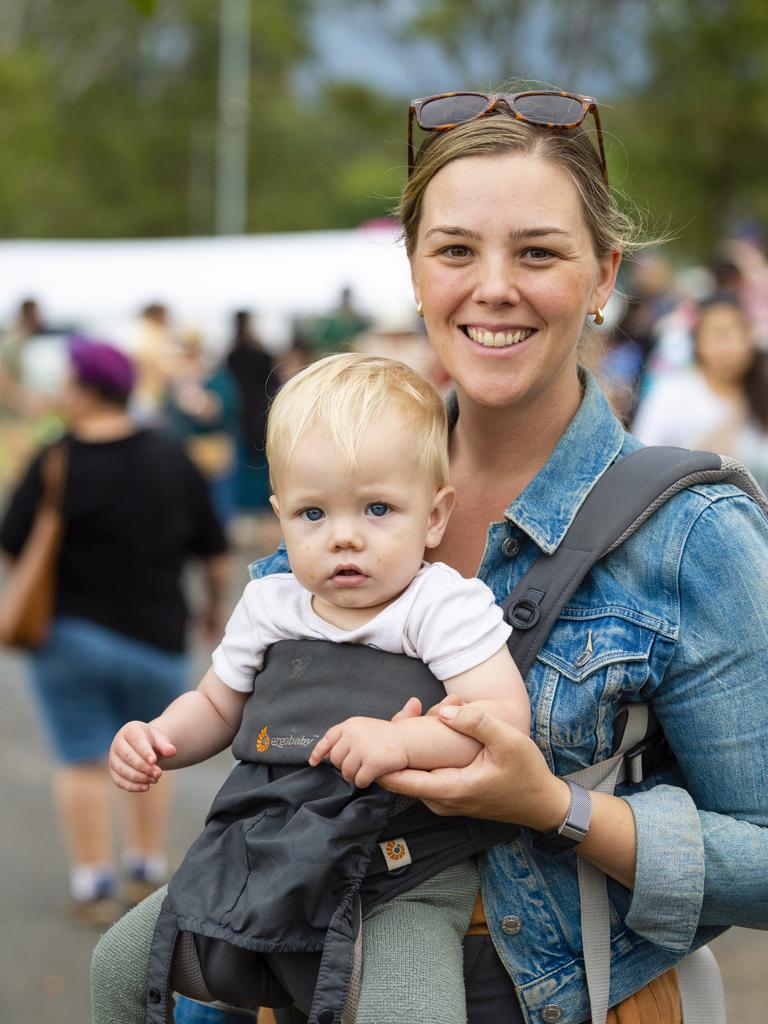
[437,245,471,259]
[366,502,390,518]
[524,247,555,261]
[300,507,324,522]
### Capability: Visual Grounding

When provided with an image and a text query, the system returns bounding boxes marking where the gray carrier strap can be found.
[503,446,767,678]
[565,705,726,1024]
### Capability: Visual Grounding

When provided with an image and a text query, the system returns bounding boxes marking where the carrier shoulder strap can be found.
[503,446,768,677]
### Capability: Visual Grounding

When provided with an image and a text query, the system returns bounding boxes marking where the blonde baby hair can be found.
[266,353,449,491]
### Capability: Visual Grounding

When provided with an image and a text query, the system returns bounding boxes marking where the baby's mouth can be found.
[463,325,534,348]
[331,565,369,584]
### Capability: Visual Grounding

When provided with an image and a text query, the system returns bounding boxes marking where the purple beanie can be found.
[69,336,135,399]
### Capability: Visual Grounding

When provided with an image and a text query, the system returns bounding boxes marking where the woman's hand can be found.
[377,703,570,832]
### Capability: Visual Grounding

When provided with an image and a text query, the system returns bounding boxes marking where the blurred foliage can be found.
[1,0,768,258]
[393,0,641,89]
[0,0,402,237]
[129,0,158,14]
[610,0,768,255]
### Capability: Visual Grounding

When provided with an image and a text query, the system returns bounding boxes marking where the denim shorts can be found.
[29,616,188,764]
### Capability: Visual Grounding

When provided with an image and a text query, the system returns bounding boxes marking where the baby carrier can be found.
[145,447,768,1024]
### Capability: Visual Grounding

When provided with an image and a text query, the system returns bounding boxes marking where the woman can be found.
[0,338,230,926]
[163,330,241,528]
[98,89,768,1023]
[632,294,768,491]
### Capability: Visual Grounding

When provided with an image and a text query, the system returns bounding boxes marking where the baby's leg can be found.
[91,885,168,1024]
[354,859,479,1024]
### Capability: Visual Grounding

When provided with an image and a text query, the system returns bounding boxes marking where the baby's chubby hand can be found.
[109,721,177,792]
[309,717,409,789]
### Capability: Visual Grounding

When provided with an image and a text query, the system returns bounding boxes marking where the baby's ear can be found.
[425,486,455,549]
[269,495,280,518]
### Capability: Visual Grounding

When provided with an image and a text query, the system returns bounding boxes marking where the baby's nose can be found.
[329,522,363,550]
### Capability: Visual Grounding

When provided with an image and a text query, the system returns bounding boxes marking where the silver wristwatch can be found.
[532,780,592,854]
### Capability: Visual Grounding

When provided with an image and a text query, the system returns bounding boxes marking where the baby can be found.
[97,353,529,1024]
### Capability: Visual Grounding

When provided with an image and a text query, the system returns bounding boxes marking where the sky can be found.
[306,1,648,100]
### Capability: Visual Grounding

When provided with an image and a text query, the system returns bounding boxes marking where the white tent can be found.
[0,223,415,353]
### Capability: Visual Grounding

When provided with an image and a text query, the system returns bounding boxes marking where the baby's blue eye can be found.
[367,502,390,518]
[300,507,324,522]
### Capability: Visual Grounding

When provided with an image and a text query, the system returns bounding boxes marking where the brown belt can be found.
[466,891,490,935]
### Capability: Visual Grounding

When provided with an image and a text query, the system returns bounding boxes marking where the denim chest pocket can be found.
[527,612,658,768]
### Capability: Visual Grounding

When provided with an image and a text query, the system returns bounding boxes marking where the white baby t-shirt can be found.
[212,561,511,693]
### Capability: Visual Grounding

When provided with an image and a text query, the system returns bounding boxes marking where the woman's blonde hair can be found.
[398,114,643,260]
[266,353,449,491]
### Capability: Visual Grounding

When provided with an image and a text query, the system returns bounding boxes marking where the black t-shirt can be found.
[0,430,228,652]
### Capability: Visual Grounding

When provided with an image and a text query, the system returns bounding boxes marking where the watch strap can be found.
[532,780,592,854]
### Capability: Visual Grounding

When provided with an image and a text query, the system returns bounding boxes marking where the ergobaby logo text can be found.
[256,726,320,753]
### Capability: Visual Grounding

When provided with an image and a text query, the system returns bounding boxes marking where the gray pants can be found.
[91,860,480,1024]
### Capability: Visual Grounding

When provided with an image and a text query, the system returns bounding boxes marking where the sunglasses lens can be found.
[514,93,584,126]
[418,94,490,128]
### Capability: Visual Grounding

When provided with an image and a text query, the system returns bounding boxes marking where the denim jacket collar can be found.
[448,372,625,556]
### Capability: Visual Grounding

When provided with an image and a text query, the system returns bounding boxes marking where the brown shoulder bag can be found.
[0,442,68,650]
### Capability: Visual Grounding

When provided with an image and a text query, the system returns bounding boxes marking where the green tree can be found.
[0,0,394,237]
[612,0,768,256]
[5,0,768,253]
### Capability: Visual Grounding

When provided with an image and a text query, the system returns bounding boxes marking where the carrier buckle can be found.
[624,732,671,785]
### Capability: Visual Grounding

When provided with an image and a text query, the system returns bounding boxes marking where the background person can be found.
[0,338,230,926]
[309,285,370,355]
[225,310,275,519]
[632,294,768,491]
[163,329,241,529]
[130,302,177,425]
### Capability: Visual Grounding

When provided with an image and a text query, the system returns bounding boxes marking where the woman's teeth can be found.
[465,326,533,348]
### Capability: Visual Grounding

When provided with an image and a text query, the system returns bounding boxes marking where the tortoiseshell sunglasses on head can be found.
[407,90,608,184]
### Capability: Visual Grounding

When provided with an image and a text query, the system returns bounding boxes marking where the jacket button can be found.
[541,1005,562,1022]
[317,1011,334,1024]
[500,914,522,935]
[147,988,162,1004]
[502,536,520,557]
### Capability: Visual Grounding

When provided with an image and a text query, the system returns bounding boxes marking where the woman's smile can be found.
[462,324,536,349]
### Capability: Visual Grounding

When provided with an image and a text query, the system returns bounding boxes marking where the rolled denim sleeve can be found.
[624,492,768,950]
[623,785,704,950]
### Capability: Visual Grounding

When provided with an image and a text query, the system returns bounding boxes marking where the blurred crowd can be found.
[594,229,768,493]
[3,226,768,537]
[0,288,447,543]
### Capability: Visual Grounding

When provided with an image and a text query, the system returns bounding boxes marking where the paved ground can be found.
[1,546,766,1023]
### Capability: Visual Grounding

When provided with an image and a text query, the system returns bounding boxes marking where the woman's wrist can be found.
[526,775,572,833]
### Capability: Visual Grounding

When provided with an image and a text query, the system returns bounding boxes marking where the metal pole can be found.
[215,0,251,235]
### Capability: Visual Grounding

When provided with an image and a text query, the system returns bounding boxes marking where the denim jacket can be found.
[250,374,768,1024]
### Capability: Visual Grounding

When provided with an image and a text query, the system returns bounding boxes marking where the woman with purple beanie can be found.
[0,337,230,925]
